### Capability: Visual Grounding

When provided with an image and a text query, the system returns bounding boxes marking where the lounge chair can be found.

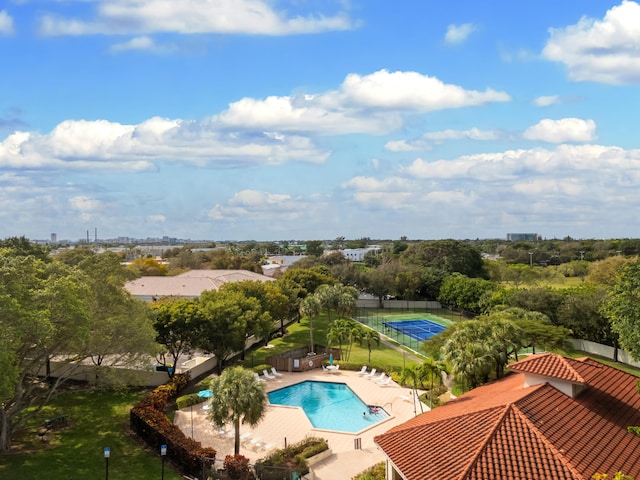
[356,366,368,376]
[364,368,377,379]
[240,432,252,444]
[249,437,264,449]
[263,369,276,380]
[254,372,266,382]
[271,367,284,377]
[374,373,387,384]
[377,376,392,386]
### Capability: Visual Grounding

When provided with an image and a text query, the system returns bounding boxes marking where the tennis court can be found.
[382,319,447,341]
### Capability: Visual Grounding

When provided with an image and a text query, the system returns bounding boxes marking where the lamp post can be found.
[528,252,533,267]
[579,251,585,261]
[160,444,167,480]
[104,447,110,480]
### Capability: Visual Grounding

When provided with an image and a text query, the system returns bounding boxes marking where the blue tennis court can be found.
[382,319,447,341]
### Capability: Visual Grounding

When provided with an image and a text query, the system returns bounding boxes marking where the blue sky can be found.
[2,0,640,242]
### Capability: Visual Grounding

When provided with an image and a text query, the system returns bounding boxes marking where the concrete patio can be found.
[173,367,429,479]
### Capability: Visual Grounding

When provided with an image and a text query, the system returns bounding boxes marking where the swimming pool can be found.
[268,381,389,433]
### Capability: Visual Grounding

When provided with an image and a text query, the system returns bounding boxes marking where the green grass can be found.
[240,312,426,372]
[0,389,183,480]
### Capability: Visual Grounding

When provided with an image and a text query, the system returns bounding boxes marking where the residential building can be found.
[124,269,273,301]
[375,353,640,480]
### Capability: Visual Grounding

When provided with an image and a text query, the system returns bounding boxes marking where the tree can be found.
[300,295,321,352]
[207,367,267,455]
[360,328,380,364]
[76,252,159,382]
[586,255,634,286]
[602,259,640,360]
[151,297,204,376]
[556,285,613,345]
[400,240,486,278]
[362,264,396,308]
[305,240,325,257]
[128,257,168,276]
[0,250,92,452]
[442,321,493,390]
[198,289,265,374]
[437,274,498,314]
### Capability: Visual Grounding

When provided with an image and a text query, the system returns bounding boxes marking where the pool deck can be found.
[173,368,429,479]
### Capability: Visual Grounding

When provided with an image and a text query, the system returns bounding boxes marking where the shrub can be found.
[130,373,217,478]
[255,436,327,476]
[352,461,386,480]
[223,454,255,480]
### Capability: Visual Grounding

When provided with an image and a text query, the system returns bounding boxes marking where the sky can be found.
[2,1,640,242]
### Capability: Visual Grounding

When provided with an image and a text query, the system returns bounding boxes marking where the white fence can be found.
[568,338,640,368]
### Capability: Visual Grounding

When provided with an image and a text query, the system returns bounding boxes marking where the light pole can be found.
[528,252,533,267]
[104,447,110,480]
[190,404,194,438]
[579,251,585,261]
[161,444,167,480]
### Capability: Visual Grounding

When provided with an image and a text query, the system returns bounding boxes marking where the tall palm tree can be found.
[300,295,321,353]
[360,328,380,364]
[207,367,267,455]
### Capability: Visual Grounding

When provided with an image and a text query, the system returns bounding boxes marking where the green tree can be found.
[602,259,640,360]
[586,255,634,286]
[0,250,92,452]
[437,274,498,314]
[442,321,493,390]
[198,289,265,374]
[151,297,204,376]
[128,257,168,276]
[400,240,486,278]
[360,328,380,364]
[207,367,267,455]
[300,295,321,352]
[305,240,325,257]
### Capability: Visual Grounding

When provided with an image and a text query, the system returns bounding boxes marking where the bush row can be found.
[130,373,217,478]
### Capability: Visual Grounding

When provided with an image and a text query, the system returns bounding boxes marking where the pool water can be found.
[268,381,389,432]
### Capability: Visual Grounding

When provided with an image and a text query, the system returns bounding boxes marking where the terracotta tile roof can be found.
[375,355,640,480]
[508,353,586,384]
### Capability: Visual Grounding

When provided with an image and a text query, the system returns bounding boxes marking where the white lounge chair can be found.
[369,371,385,382]
[377,376,392,386]
[254,372,266,382]
[240,432,252,444]
[249,436,263,449]
[356,366,368,376]
[263,369,276,380]
[364,368,377,379]
[271,367,284,377]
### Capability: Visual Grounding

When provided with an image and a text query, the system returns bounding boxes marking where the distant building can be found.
[124,269,273,302]
[341,246,382,262]
[506,233,540,242]
[50,233,57,243]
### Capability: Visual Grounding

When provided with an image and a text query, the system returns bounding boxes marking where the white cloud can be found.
[384,139,430,152]
[147,214,166,223]
[423,128,500,141]
[0,10,15,35]
[543,1,640,84]
[522,118,597,143]
[0,117,329,171]
[218,70,510,135]
[340,69,510,111]
[109,36,177,54]
[209,189,327,222]
[444,23,476,45]
[532,95,561,107]
[38,0,354,36]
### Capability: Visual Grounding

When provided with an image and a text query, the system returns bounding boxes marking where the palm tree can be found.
[360,328,380,364]
[207,366,267,455]
[300,295,321,353]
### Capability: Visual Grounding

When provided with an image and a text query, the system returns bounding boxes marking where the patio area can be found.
[173,367,430,479]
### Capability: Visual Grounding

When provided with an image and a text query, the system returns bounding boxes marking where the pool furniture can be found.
[377,375,392,386]
[364,368,377,379]
[254,372,266,382]
[271,367,284,377]
[369,371,385,382]
[356,366,368,376]
[263,369,276,380]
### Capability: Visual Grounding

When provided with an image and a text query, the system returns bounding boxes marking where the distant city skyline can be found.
[2,1,640,241]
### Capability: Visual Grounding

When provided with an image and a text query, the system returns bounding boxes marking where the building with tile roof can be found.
[374,353,640,480]
[124,269,273,301]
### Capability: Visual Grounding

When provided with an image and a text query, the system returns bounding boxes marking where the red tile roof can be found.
[508,353,586,384]
[375,354,640,480]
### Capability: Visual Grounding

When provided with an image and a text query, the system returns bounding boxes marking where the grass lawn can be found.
[0,389,183,480]
[240,312,426,372]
